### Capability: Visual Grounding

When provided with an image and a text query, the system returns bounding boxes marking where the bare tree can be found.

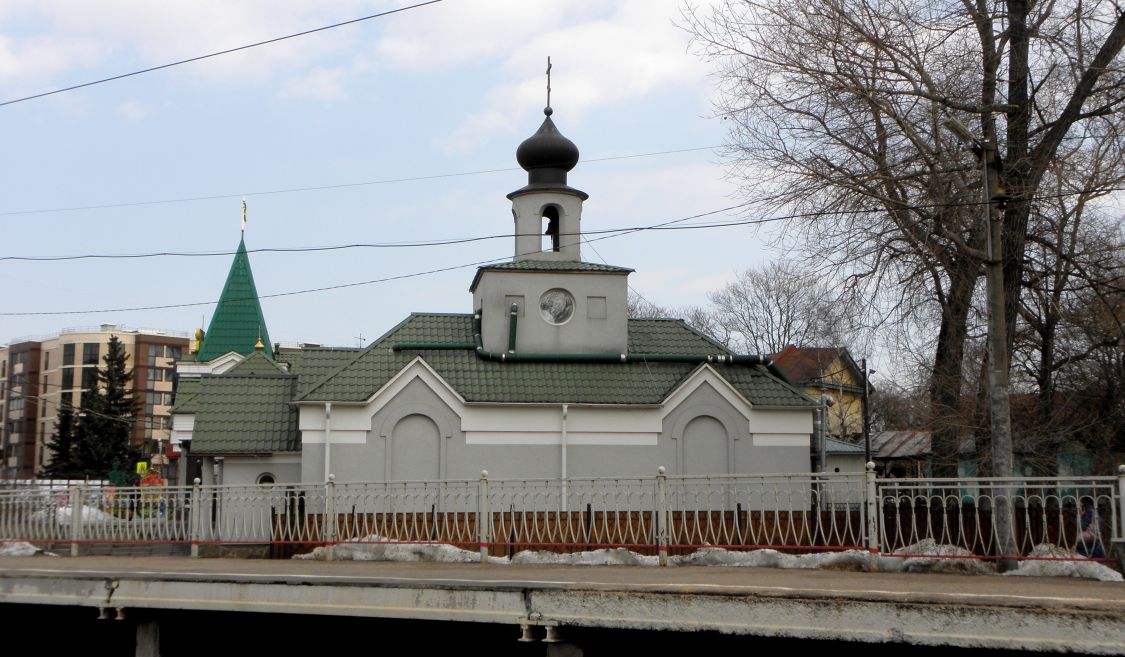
[708,262,852,354]
[685,0,1125,484]
[626,293,729,346]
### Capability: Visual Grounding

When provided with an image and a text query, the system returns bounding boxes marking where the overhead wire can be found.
[3,184,1122,263]
[0,1,444,108]
[5,180,1125,315]
[0,202,755,316]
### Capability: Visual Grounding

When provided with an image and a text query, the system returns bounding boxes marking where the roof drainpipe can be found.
[561,403,569,512]
[324,402,332,483]
[508,303,519,353]
[463,311,795,384]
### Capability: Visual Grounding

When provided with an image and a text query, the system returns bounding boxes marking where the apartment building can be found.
[0,325,189,480]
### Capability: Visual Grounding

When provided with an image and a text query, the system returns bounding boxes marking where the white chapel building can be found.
[172,106,816,486]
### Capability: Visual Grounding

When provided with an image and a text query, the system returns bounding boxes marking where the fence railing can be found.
[1,466,1121,565]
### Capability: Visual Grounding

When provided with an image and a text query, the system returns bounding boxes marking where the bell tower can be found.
[471,89,631,355]
[508,106,588,261]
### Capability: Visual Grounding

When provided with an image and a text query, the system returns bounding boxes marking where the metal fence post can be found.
[325,474,337,561]
[657,466,669,567]
[865,462,879,553]
[478,470,491,563]
[190,478,201,558]
[69,485,84,557]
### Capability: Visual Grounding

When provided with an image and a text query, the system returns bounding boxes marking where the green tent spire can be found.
[197,237,273,361]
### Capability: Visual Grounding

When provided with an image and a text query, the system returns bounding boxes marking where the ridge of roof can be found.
[470,260,633,291]
[225,349,286,376]
[295,313,814,407]
[295,313,436,401]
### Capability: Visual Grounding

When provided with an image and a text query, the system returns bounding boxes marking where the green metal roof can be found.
[173,347,361,453]
[189,374,299,454]
[470,260,633,291]
[278,347,365,397]
[169,377,202,414]
[298,314,813,407]
[197,238,273,361]
[226,349,286,376]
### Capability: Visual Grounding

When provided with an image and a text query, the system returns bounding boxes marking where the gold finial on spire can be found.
[255,325,264,351]
[242,196,247,236]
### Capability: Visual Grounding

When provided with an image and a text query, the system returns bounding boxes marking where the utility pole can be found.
[862,358,872,464]
[944,116,1017,570]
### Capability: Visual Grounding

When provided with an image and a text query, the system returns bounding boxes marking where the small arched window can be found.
[257,473,276,488]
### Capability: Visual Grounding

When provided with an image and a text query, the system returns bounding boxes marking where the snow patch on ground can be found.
[293,537,872,570]
[676,547,872,571]
[0,541,57,557]
[291,537,1121,582]
[512,547,660,566]
[878,539,996,575]
[295,538,509,564]
[1006,544,1123,582]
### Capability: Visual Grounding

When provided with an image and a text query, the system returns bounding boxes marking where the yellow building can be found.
[771,346,871,441]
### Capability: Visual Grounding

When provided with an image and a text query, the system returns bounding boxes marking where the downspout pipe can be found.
[323,402,332,483]
[391,313,794,384]
[560,403,568,512]
[508,303,519,353]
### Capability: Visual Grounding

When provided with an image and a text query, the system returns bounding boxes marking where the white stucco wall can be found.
[297,361,814,484]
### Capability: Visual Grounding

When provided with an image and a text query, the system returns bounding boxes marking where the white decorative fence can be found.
[1,467,1121,564]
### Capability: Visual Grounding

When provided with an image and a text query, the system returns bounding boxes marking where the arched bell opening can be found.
[542,205,561,253]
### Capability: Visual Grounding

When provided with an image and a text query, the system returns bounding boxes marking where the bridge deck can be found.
[2,556,1124,653]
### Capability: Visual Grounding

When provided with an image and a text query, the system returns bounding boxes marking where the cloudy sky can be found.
[0,0,784,348]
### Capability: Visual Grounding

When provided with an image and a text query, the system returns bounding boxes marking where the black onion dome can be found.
[506,107,588,200]
[516,107,579,174]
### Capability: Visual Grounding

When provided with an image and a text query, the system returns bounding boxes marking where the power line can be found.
[3,184,1120,263]
[0,146,720,218]
[0,202,755,316]
[4,184,1123,315]
[0,1,444,108]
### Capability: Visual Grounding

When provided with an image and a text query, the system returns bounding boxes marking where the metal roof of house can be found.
[277,347,364,397]
[297,314,813,406]
[189,374,299,454]
[179,347,359,454]
[872,430,932,458]
[825,437,866,454]
[169,377,202,414]
[180,315,812,455]
[770,345,871,393]
[225,349,286,376]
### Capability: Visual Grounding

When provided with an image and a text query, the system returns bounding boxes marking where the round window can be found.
[539,288,575,325]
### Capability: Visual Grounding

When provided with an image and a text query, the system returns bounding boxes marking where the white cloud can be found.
[396,0,716,153]
[0,0,374,88]
[1,1,715,126]
[116,100,148,120]
[280,67,350,101]
[0,33,106,81]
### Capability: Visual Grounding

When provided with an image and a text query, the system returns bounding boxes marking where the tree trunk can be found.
[929,255,978,476]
